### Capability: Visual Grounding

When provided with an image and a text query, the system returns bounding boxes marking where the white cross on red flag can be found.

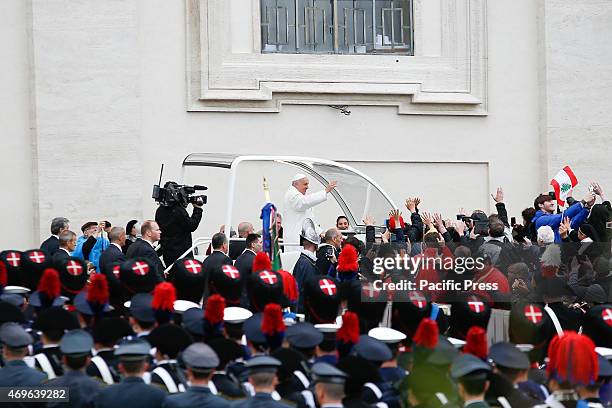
[318,279,337,296]
[602,308,612,328]
[468,300,485,313]
[66,260,83,276]
[112,265,121,278]
[132,261,149,276]
[184,260,202,274]
[523,305,543,324]
[259,271,277,284]
[409,291,427,309]
[6,252,21,267]
[222,265,240,279]
[29,251,46,264]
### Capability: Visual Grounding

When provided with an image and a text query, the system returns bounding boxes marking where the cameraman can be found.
[155,186,204,266]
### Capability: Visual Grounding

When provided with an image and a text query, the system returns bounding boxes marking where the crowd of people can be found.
[0,175,610,408]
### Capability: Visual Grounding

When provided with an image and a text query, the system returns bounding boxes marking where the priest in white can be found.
[283,174,337,246]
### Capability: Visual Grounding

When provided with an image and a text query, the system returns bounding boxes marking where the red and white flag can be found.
[550,166,578,207]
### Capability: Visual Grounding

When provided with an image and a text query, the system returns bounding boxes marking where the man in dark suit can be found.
[234,233,262,280]
[52,230,77,266]
[99,227,127,274]
[163,343,230,408]
[232,356,293,408]
[235,233,262,307]
[40,217,70,256]
[126,220,165,280]
[201,233,233,297]
[95,339,165,408]
[45,329,103,408]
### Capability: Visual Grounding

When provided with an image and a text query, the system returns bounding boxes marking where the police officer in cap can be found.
[94,338,166,408]
[163,342,231,408]
[486,342,539,407]
[353,335,400,408]
[0,322,47,386]
[233,356,293,408]
[450,354,492,408]
[311,362,348,408]
[44,329,104,408]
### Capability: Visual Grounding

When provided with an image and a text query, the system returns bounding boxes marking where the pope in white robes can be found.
[282,174,337,246]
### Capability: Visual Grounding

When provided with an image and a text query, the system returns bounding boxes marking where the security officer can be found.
[162,342,230,408]
[44,329,104,408]
[311,362,348,408]
[486,342,539,407]
[450,354,492,408]
[31,306,80,380]
[286,322,323,363]
[353,335,399,408]
[0,322,47,386]
[148,323,193,393]
[94,338,166,408]
[233,356,293,408]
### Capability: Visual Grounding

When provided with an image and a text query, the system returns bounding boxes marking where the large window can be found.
[260,0,414,55]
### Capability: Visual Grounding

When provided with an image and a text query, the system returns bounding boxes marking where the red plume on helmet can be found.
[463,326,488,360]
[86,273,109,306]
[413,318,439,349]
[253,252,272,273]
[336,311,360,359]
[0,260,7,289]
[261,303,285,351]
[152,282,176,324]
[38,268,61,308]
[86,273,109,317]
[204,294,226,340]
[337,245,358,272]
[547,331,599,386]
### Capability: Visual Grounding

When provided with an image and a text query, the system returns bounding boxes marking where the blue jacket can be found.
[532,202,589,242]
[72,235,109,271]
[45,370,104,408]
[163,385,230,408]
[0,360,47,387]
[94,376,165,408]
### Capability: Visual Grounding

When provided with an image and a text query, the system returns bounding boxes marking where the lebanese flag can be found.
[550,166,578,207]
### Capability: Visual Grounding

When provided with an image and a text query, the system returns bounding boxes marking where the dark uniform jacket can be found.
[94,376,166,408]
[292,252,319,313]
[212,372,247,399]
[150,361,188,394]
[125,238,165,281]
[155,205,203,266]
[41,235,60,256]
[87,349,120,384]
[46,370,104,408]
[232,392,293,408]
[33,345,63,378]
[485,372,538,408]
[162,385,230,408]
[99,244,126,274]
[235,249,256,307]
[0,360,47,386]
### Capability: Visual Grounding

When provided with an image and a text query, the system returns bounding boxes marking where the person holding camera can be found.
[155,195,204,267]
[316,227,342,276]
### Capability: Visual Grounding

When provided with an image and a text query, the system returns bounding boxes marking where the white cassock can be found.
[283,185,328,246]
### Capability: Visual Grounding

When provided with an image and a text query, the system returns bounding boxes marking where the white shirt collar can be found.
[111,243,122,251]
[60,247,71,255]
[243,248,257,255]
[300,248,317,261]
[52,234,59,239]
[143,238,156,248]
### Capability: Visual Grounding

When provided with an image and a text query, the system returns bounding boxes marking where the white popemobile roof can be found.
[182,153,397,232]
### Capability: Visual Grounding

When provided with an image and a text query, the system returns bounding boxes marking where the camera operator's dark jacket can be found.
[155,205,203,266]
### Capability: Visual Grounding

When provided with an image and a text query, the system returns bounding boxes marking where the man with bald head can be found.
[283,174,337,247]
[229,222,254,260]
